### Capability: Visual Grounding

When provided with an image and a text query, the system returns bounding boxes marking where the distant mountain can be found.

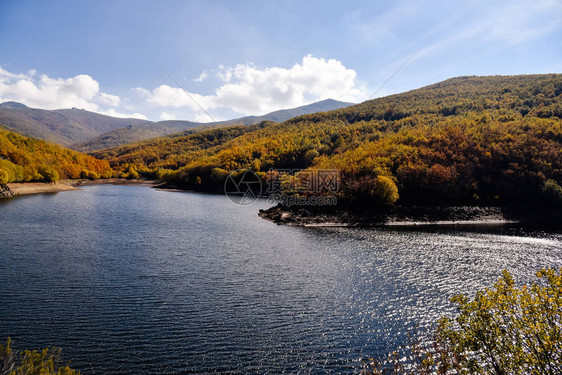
[72,99,354,151]
[0,99,353,151]
[0,104,150,146]
[70,121,203,152]
[224,99,355,124]
[0,101,29,109]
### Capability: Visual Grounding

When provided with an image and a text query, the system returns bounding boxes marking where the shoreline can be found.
[5,181,80,197]
[3,182,559,229]
[1,178,159,199]
[259,204,561,228]
[300,219,521,228]
[77,178,159,186]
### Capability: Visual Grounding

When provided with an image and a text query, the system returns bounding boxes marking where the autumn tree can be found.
[541,179,562,207]
[372,176,399,207]
[0,169,8,185]
[342,175,399,207]
[0,127,113,182]
[365,268,562,374]
[0,338,79,375]
[37,166,59,183]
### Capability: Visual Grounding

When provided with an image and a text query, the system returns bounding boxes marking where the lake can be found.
[1,185,561,374]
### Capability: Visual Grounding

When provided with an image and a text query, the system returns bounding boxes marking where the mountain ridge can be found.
[71,99,354,151]
[0,99,354,151]
[0,105,150,146]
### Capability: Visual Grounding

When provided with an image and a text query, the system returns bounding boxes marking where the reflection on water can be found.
[1,185,561,374]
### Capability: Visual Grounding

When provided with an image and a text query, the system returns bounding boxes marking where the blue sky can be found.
[1,0,561,122]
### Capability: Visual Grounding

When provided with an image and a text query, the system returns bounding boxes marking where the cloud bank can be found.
[0,55,364,121]
[0,66,147,119]
[140,55,365,117]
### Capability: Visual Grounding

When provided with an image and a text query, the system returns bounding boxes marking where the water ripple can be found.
[1,185,561,373]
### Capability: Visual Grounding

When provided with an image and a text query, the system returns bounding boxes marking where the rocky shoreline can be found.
[258,204,561,228]
[0,184,14,198]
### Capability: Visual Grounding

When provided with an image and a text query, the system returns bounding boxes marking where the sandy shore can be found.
[3,179,158,198]
[7,181,80,196]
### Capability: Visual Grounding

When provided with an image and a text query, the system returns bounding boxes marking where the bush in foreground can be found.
[364,268,562,374]
[0,338,78,375]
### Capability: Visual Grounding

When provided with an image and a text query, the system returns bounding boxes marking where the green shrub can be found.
[155,168,174,181]
[365,268,562,374]
[210,167,229,185]
[0,169,8,185]
[372,176,399,206]
[125,166,139,180]
[0,160,23,183]
[542,179,562,206]
[0,338,79,375]
[87,171,99,180]
[37,166,59,183]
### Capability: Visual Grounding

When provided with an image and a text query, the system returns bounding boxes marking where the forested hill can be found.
[71,99,354,152]
[95,74,562,207]
[0,126,113,184]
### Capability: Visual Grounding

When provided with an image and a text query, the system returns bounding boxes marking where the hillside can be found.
[95,74,562,208]
[92,122,272,169]
[70,121,203,152]
[72,99,353,151]
[0,126,113,184]
[0,104,149,146]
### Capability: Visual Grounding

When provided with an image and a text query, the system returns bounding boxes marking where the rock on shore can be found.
[0,184,14,198]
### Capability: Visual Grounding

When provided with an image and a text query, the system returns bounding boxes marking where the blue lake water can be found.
[1,184,561,374]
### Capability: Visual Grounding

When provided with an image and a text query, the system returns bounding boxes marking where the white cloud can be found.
[146,85,210,109]
[99,92,120,107]
[192,112,225,123]
[160,112,176,120]
[0,56,365,121]
[216,65,234,82]
[141,55,364,116]
[0,66,28,82]
[194,71,208,82]
[99,108,148,120]
[22,74,101,110]
[133,87,151,98]
[0,66,147,119]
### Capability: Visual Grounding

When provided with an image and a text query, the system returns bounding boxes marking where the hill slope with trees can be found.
[72,99,353,151]
[95,74,562,209]
[0,126,113,184]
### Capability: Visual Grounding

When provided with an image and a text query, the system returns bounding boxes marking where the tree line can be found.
[0,127,113,184]
[93,74,562,208]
